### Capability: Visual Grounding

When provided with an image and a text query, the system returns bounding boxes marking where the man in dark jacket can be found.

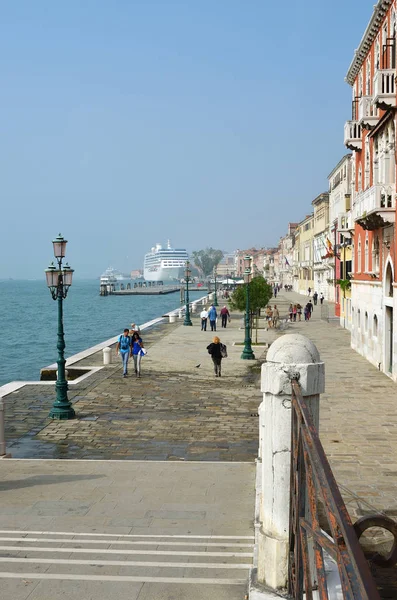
[220,306,230,328]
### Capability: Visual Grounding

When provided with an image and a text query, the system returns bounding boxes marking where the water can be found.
[0,279,204,386]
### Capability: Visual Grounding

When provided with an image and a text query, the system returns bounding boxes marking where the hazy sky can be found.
[0,0,372,278]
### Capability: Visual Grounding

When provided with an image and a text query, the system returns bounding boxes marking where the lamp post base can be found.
[241,347,255,360]
[49,403,76,420]
[183,318,193,326]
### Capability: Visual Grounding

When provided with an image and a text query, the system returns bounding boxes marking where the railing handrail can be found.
[289,380,381,600]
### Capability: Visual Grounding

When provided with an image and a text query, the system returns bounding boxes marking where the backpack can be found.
[119,334,131,351]
[220,343,227,358]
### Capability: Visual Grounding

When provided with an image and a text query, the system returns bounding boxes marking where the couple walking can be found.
[116,327,145,378]
[200,305,230,331]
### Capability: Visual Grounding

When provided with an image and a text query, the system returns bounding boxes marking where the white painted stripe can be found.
[0,572,246,585]
[0,536,252,548]
[0,557,252,569]
[0,530,254,540]
[0,545,253,558]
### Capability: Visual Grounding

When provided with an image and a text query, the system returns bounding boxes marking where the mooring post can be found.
[0,397,7,456]
[256,333,324,591]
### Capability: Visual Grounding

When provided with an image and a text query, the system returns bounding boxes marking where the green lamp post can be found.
[45,234,76,420]
[183,260,193,326]
[241,255,255,360]
[213,266,219,307]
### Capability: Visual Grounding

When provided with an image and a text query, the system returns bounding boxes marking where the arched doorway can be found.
[384,259,394,374]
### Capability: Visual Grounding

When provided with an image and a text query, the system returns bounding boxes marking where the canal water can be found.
[0,279,204,386]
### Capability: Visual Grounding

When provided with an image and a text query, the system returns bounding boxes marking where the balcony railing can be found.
[373,69,396,108]
[344,121,362,151]
[353,184,396,223]
[358,96,378,129]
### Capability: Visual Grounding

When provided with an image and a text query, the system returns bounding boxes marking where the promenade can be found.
[1,296,397,597]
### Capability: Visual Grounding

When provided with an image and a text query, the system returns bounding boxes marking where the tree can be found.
[229,276,273,314]
[191,248,224,277]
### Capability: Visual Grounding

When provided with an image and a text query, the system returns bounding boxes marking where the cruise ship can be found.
[143,241,189,282]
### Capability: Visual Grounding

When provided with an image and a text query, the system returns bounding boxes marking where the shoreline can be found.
[0,294,211,399]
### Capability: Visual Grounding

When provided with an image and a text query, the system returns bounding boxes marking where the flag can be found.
[285,257,290,266]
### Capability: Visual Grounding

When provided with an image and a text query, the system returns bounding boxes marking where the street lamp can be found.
[241,255,255,360]
[45,234,76,420]
[213,266,219,306]
[183,260,193,326]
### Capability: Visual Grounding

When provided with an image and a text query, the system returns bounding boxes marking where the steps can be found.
[0,528,254,599]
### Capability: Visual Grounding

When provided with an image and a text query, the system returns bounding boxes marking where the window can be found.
[373,314,378,337]
[373,236,380,273]
[365,311,368,332]
[357,308,361,329]
[357,238,362,273]
[365,233,369,272]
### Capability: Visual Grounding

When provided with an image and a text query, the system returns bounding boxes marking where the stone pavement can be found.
[265,291,397,524]
[0,459,255,599]
[4,314,263,461]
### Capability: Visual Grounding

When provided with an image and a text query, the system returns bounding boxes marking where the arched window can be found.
[358,164,362,192]
[366,58,371,95]
[357,308,361,329]
[373,236,380,273]
[365,311,369,332]
[375,39,380,70]
[365,233,369,272]
[357,237,362,273]
[373,314,378,337]
[364,137,370,189]
[385,262,394,297]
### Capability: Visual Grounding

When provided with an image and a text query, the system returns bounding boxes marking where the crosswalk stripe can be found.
[0,529,254,540]
[0,536,252,548]
[0,557,252,569]
[0,545,253,557]
[0,572,247,585]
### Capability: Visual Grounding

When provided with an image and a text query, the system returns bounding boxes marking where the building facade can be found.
[312,193,331,299]
[296,215,314,295]
[344,0,397,379]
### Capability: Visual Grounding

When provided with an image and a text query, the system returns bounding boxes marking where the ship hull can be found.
[143,266,181,282]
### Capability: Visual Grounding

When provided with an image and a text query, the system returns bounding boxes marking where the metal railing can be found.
[288,380,381,600]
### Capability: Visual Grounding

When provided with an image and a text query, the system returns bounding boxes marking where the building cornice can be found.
[345,0,392,87]
[327,154,352,180]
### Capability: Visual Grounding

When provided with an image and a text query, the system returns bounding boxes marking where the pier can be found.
[100,282,208,296]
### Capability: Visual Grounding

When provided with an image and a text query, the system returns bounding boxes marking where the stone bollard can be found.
[0,398,6,456]
[169,314,177,323]
[256,334,324,591]
[191,303,197,313]
[178,310,183,318]
[103,347,112,365]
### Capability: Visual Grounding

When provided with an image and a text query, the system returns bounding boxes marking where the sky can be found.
[0,0,373,278]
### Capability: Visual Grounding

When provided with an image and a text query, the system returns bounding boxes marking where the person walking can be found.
[320,293,324,305]
[272,305,279,329]
[313,291,318,306]
[297,303,302,321]
[131,331,144,377]
[265,305,273,330]
[200,307,208,331]
[116,328,132,378]
[304,304,309,321]
[206,336,226,377]
[292,304,297,322]
[288,303,293,322]
[220,305,230,328]
[208,304,217,331]
[308,286,311,297]
[273,286,278,298]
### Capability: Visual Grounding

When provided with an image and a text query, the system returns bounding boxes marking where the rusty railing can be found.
[288,379,381,600]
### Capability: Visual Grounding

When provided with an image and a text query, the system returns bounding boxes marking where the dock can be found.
[100,284,208,296]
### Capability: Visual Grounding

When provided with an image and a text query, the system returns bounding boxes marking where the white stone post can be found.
[256,333,324,591]
[0,398,6,456]
[169,314,177,323]
[103,347,112,365]
[178,309,183,318]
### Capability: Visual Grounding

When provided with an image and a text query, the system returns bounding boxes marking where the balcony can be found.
[358,96,378,129]
[373,69,396,109]
[352,184,396,229]
[344,121,362,151]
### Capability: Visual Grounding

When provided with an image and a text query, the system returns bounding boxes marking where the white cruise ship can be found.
[143,241,189,282]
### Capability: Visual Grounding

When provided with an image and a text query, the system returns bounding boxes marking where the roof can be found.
[327,154,352,179]
[345,0,392,86]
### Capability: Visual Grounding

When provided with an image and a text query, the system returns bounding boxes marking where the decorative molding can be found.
[346,0,393,87]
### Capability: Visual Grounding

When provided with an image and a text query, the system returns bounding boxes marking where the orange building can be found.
[344,0,396,379]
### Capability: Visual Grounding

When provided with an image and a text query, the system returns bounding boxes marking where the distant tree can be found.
[229,276,273,314]
[191,248,224,277]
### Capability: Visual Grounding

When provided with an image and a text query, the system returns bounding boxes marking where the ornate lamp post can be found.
[45,234,76,420]
[241,255,255,360]
[183,260,193,326]
[213,266,219,306]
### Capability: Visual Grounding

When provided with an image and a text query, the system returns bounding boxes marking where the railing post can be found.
[0,397,7,457]
[256,333,324,591]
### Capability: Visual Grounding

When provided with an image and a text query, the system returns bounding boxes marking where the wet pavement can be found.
[4,315,263,461]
